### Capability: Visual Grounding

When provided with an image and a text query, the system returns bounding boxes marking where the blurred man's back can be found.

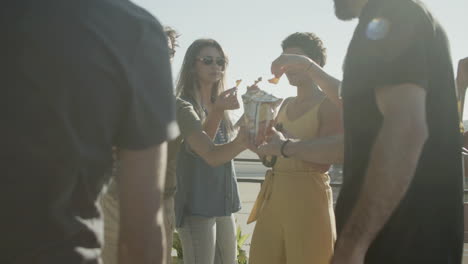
[1,0,177,263]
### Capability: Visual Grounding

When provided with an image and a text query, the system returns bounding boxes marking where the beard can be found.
[333,0,357,20]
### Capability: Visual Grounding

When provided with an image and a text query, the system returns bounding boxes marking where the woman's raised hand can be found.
[213,87,240,111]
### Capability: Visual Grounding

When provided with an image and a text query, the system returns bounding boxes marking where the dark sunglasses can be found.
[197,56,226,67]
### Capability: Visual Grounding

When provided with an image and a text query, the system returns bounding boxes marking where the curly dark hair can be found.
[164,26,180,58]
[281,32,327,67]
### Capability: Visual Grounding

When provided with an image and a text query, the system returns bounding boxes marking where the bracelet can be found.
[261,155,277,168]
[280,139,291,158]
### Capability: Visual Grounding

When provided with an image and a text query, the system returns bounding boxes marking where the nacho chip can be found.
[268,77,280,84]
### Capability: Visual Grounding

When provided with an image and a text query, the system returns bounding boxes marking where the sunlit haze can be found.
[133,0,468,120]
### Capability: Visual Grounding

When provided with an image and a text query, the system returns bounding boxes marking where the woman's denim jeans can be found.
[177,215,237,264]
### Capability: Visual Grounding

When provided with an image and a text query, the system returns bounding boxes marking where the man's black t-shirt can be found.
[336,0,463,262]
[2,0,178,263]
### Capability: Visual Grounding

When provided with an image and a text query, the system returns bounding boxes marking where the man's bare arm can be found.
[332,84,428,263]
[117,143,168,264]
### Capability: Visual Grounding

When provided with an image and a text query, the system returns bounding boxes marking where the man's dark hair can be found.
[282,32,327,67]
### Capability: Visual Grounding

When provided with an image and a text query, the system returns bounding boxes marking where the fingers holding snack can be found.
[256,131,286,157]
[271,54,315,78]
[215,87,240,111]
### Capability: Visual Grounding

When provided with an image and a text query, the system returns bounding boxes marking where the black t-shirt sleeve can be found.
[349,1,433,91]
[116,20,179,150]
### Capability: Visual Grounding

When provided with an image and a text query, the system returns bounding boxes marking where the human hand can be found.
[256,127,287,156]
[271,54,319,79]
[213,87,240,111]
[235,125,256,151]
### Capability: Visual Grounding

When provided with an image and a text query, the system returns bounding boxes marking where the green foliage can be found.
[172,232,183,259]
[236,224,250,264]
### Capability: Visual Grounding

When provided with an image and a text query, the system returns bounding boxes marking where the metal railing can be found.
[234,158,343,187]
[234,158,264,184]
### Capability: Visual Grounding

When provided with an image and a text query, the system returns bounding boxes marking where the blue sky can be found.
[133,0,468,120]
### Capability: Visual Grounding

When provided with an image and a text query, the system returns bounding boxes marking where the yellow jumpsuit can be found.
[248,99,336,264]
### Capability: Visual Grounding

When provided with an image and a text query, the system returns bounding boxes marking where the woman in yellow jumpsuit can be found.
[248,32,342,264]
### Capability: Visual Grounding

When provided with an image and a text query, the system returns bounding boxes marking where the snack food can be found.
[268,77,280,84]
[242,77,282,146]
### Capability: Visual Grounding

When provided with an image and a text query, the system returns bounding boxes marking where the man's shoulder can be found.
[350,0,434,63]
[83,0,164,43]
[91,0,158,24]
[374,0,434,28]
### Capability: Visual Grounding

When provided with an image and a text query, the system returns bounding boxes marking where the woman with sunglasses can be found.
[174,38,248,264]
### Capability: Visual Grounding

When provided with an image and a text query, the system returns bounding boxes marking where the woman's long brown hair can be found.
[175,38,234,137]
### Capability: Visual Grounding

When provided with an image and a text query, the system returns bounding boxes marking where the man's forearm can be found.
[335,120,427,256]
[117,144,167,264]
[284,135,344,164]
